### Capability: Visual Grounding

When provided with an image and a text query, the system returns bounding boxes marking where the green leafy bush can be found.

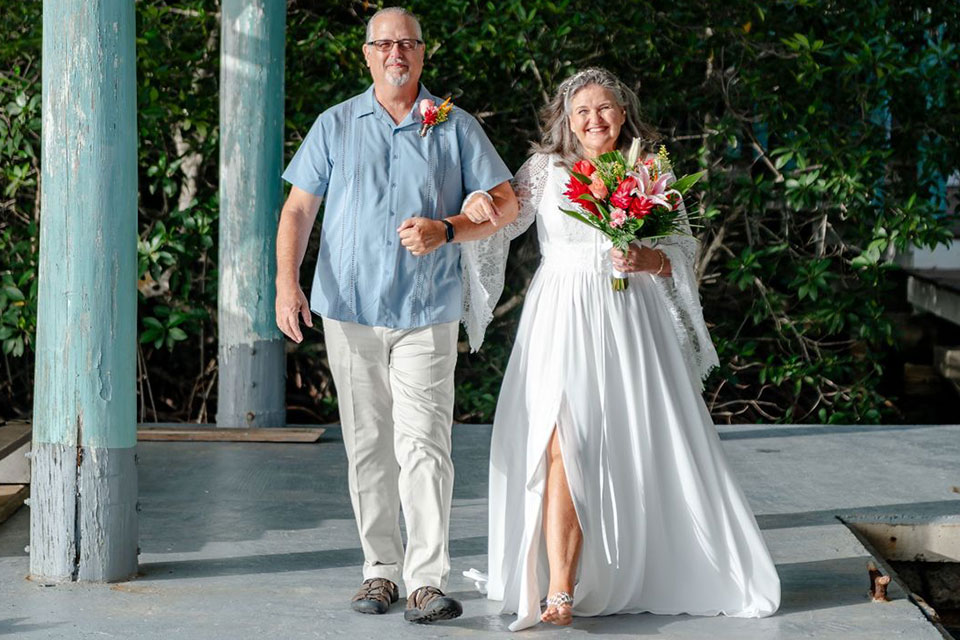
[1,1,957,424]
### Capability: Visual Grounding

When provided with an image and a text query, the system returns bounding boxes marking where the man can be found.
[275,7,517,625]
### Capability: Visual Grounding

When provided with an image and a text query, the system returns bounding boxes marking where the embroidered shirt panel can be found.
[282,84,512,328]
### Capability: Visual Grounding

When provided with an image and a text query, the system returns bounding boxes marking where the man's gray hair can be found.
[365,7,423,42]
[534,67,660,168]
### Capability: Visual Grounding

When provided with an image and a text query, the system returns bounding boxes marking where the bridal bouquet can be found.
[560,139,704,290]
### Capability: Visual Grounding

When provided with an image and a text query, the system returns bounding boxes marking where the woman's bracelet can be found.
[654,250,665,276]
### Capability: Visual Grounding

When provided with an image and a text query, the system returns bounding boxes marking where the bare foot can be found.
[541,603,573,625]
[541,592,573,625]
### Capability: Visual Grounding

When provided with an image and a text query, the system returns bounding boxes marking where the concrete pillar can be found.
[217,0,286,429]
[31,0,138,582]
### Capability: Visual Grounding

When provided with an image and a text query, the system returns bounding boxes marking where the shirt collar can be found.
[357,83,436,128]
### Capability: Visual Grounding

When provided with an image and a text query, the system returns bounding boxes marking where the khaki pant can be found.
[322,317,458,594]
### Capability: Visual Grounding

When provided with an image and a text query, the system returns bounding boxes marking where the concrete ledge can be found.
[908,270,960,325]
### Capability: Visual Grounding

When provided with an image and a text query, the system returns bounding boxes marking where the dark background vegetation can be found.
[1,1,959,425]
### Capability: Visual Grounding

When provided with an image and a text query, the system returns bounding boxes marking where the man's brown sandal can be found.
[351,578,399,615]
[404,586,463,623]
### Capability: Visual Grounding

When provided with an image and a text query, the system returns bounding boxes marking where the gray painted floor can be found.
[2,423,958,639]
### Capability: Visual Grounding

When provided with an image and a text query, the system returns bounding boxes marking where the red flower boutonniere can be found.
[418,97,452,137]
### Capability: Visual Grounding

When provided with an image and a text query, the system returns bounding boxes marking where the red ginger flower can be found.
[628,195,654,218]
[564,175,600,217]
[609,176,637,210]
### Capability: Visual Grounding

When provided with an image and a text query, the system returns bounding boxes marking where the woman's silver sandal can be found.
[545,591,574,608]
[543,590,574,624]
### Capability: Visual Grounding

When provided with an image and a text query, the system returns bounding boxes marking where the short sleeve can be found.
[282,112,334,197]
[456,111,513,194]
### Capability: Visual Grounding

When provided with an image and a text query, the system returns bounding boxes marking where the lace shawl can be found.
[646,182,720,386]
[460,153,718,387]
[459,154,547,351]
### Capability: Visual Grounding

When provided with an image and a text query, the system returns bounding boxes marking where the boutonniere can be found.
[418,97,452,137]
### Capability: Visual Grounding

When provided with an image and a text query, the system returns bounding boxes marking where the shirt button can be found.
[393,154,398,160]
[391,183,397,189]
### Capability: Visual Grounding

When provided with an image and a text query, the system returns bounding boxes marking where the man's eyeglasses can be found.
[366,38,423,52]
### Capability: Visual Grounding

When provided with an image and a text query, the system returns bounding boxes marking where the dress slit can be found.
[509,392,592,630]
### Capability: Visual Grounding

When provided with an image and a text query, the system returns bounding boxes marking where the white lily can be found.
[626,137,642,170]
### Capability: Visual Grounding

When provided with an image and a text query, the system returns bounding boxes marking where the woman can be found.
[476,68,781,631]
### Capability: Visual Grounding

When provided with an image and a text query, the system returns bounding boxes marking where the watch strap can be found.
[441,219,455,243]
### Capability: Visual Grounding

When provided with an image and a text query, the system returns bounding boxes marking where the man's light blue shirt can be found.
[282,84,512,329]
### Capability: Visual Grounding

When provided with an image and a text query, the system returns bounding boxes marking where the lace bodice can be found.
[460,153,719,386]
[523,156,625,273]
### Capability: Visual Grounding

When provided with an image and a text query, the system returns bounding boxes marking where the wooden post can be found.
[31,0,138,582]
[218,0,287,429]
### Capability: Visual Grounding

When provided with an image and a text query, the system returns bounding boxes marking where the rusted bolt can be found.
[868,561,891,602]
[246,411,256,422]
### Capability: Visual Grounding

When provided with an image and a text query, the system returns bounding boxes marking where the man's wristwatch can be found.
[441,219,455,243]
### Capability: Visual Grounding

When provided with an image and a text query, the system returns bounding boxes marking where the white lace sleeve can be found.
[648,176,720,387]
[459,153,548,351]
[503,153,547,241]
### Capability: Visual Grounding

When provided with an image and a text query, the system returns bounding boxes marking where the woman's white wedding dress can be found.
[473,153,780,631]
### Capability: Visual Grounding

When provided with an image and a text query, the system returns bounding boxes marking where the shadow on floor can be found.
[718,423,953,441]
[775,556,880,614]
[0,618,65,636]
[138,536,487,582]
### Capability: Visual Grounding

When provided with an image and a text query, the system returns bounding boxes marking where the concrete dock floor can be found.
[1,423,958,638]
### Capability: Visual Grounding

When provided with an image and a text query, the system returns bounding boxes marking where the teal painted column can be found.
[31,0,138,582]
[218,0,287,429]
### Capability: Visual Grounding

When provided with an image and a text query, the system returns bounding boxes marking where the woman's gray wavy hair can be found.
[534,67,659,168]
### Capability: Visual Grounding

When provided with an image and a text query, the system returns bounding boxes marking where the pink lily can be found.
[628,163,682,210]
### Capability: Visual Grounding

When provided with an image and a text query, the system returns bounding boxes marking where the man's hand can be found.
[461,192,503,226]
[398,217,446,256]
[275,280,313,343]
[275,186,321,343]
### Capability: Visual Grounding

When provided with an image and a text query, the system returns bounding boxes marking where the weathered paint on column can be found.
[32,0,138,582]
[218,0,287,429]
